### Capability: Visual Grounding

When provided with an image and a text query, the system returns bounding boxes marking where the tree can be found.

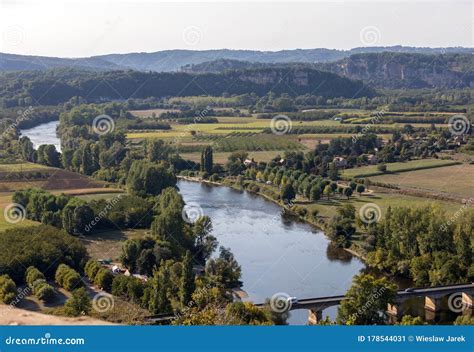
[200,146,213,174]
[95,268,114,291]
[193,216,217,264]
[309,185,321,201]
[356,184,365,196]
[337,274,396,325]
[126,160,176,197]
[148,262,173,314]
[343,187,353,199]
[323,184,332,200]
[0,274,17,304]
[64,288,91,317]
[205,247,242,288]
[19,136,35,161]
[377,164,387,173]
[397,315,425,325]
[180,251,195,307]
[280,184,296,204]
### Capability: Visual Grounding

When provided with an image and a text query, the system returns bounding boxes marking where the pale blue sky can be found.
[0,0,472,57]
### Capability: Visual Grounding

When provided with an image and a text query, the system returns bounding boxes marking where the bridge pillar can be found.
[424,296,442,312]
[386,303,403,323]
[308,309,322,325]
[462,292,473,308]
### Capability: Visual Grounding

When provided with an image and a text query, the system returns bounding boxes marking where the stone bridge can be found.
[147,283,474,324]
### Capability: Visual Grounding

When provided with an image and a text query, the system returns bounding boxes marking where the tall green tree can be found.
[180,251,195,306]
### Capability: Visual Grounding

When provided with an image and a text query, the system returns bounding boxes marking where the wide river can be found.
[20,120,61,152]
[21,121,366,325]
[178,180,365,324]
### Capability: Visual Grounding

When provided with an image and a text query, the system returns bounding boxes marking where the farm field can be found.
[81,229,148,261]
[369,163,474,198]
[341,159,460,178]
[181,150,285,164]
[0,162,50,172]
[253,181,463,224]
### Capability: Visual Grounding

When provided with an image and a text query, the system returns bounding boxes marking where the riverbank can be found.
[177,175,368,262]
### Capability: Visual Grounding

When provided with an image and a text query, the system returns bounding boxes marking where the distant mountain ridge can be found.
[0,46,472,73]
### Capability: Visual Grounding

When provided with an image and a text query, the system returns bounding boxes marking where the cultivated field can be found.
[341,159,460,178]
[370,163,474,198]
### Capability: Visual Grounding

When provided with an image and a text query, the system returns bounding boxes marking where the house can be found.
[362,154,378,165]
[333,156,348,168]
[243,159,257,167]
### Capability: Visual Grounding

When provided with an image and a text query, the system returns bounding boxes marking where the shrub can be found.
[209,174,220,182]
[55,264,82,291]
[84,260,101,282]
[64,287,91,317]
[111,275,144,304]
[0,274,17,304]
[95,268,114,292]
[33,280,55,302]
[26,267,46,287]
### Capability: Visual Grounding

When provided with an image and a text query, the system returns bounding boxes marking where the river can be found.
[20,120,61,152]
[21,121,460,324]
[20,121,366,324]
[178,180,365,324]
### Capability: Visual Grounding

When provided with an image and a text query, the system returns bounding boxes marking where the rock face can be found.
[322,53,474,89]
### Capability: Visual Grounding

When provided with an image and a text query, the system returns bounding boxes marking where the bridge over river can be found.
[147,283,474,324]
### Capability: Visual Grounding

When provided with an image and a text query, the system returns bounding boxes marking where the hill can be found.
[183,53,474,89]
[0,46,471,73]
[0,67,375,107]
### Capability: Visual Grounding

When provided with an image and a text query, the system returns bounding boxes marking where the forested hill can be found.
[0,46,471,73]
[0,67,374,107]
[183,53,474,89]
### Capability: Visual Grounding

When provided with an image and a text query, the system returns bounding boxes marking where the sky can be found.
[0,0,472,58]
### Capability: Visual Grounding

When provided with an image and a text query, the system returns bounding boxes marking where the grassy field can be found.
[0,162,49,172]
[370,163,474,198]
[81,229,148,261]
[0,194,38,231]
[342,159,460,178]
[181,150,285,164]
[254,182,463,224]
